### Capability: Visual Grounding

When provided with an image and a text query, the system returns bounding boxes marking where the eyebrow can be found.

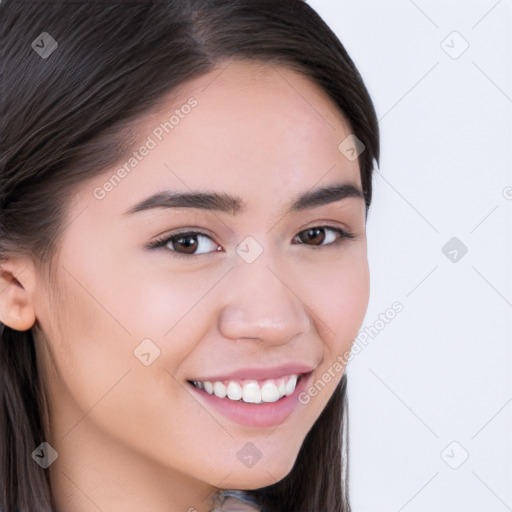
[122,182,364,217]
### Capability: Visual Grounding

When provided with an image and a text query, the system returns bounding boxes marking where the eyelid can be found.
[146,229,218,257]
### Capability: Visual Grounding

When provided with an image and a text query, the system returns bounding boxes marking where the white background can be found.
[307,1,512,511]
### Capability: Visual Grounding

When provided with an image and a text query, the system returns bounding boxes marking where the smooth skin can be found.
[0,60,370,512]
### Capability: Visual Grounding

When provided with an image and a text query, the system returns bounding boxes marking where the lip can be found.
[188,362,316,382]
[187,370,314,428]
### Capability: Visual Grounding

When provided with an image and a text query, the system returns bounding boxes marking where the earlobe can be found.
[0,258,37,332]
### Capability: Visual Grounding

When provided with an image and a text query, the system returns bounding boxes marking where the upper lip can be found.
[188,362,316,382]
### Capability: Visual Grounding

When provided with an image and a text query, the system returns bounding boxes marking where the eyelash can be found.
[146,225,356,260]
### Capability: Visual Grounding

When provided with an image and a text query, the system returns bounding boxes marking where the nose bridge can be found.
[218,242,310,343]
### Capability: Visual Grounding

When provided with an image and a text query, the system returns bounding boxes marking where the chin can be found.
[222,461,294,490]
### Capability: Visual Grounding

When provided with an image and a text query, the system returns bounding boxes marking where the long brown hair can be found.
[0,1,379,510]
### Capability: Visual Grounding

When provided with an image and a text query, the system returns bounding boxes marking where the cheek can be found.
[306,256,370,354]
[44,271,201,456]
[116,269,218,346]
[48,274,134,410]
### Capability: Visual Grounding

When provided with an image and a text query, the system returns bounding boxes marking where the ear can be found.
[0,256,37,331]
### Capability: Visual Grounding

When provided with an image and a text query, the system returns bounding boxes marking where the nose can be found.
[217,250,311,346]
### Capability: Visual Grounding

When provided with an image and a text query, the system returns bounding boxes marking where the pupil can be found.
[304,227,324,245]
[177,235,197,254]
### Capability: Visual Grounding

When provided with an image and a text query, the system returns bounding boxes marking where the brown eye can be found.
[147,231,219,259]
[171,234,200,255]
[298,227,327,245]
[293,226,353,247]
[147,225,355,260]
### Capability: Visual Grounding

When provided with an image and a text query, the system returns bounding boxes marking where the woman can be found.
[0,1,379,511]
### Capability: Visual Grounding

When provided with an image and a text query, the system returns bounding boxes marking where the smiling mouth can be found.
[186,373,307,404]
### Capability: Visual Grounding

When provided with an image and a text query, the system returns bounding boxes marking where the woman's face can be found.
[31,60,369,509]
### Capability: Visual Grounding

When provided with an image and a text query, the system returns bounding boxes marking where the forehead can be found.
[77,59,362,221]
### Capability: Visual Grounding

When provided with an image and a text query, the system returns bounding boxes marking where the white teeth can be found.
[260,381,280,402]
[227,381,242,400]
[191,374,300,403]
[213,381,227,398]
[285,375,298,396]
[242,381,261,403]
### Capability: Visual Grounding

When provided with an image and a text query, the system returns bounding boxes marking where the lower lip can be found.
[187,371,313,428]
